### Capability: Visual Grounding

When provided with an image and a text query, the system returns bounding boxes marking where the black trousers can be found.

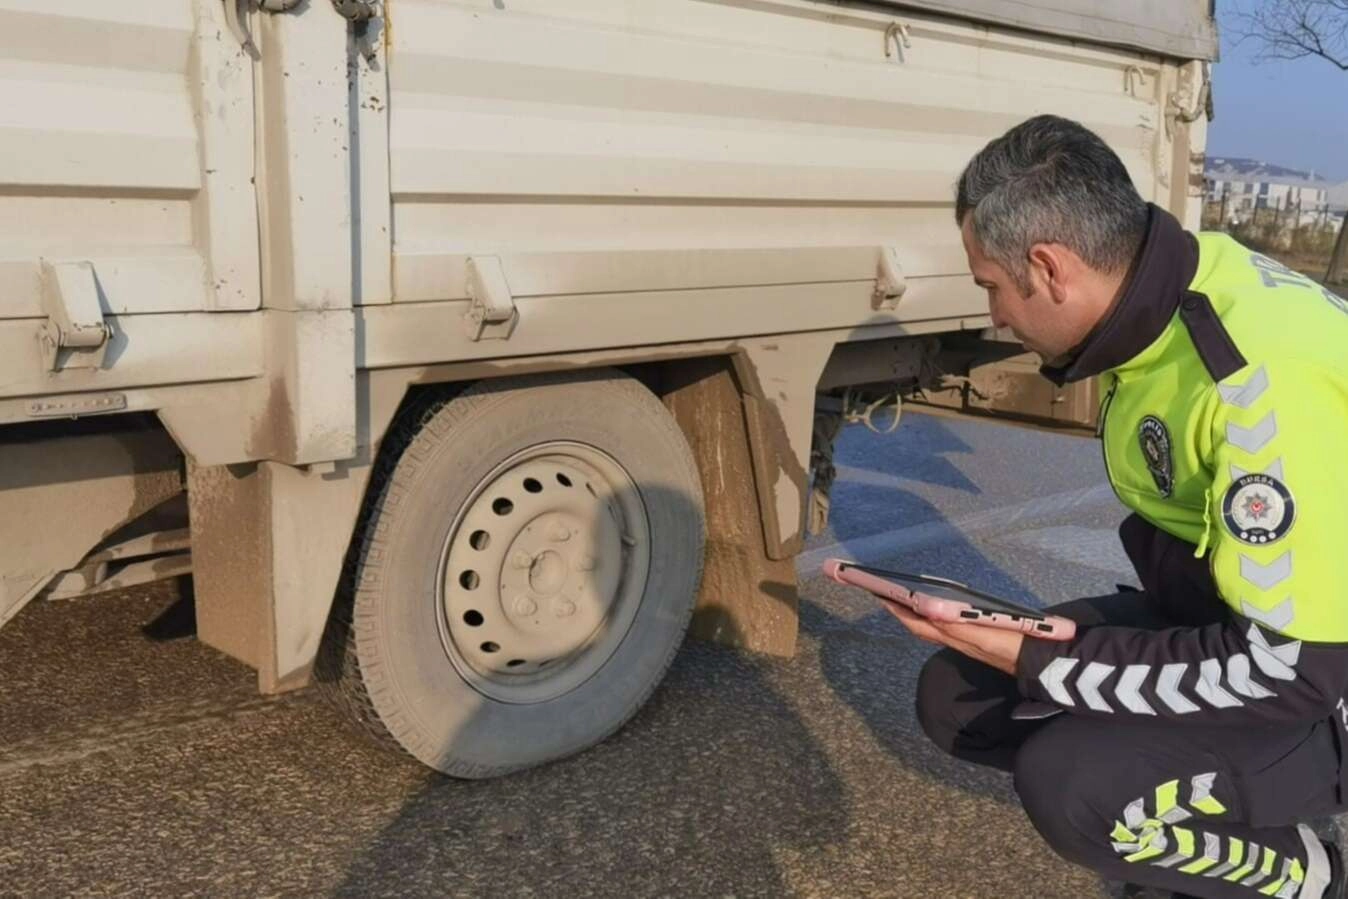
[915,516,1346,898]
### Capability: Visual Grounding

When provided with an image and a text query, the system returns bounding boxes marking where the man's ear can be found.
[1027,243,1071,304]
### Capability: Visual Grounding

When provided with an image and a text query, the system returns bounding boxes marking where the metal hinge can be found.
[884,21,912,63]
[464,256,518,341]
[38,260,112,372]
[873,247,908,311]
[222,0,322,56]
[332,0,380,21]
[1166,60,1213,137]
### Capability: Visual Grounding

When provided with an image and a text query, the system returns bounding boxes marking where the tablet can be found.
[823,559,1076,641]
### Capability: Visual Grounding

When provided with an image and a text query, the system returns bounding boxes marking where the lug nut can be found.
[514,596,538,616]
[555,600,577,618]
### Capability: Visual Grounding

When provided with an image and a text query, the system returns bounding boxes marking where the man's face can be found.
[960,217,1075,360]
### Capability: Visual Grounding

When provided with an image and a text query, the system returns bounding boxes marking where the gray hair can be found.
[955,115,1149,292]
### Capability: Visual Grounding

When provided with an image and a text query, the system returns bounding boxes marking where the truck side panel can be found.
[380,0,1175,340]
[0,0,260,319]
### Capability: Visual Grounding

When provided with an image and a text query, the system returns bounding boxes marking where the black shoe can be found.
[1118,886,1179,899]
[1327,838,1346,899]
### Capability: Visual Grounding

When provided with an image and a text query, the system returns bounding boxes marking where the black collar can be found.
[1040,204,1200,386]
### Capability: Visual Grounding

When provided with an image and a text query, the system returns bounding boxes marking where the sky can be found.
[1207,3,1348,183]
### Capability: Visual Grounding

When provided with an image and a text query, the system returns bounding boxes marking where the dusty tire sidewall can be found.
[355,376,704,777]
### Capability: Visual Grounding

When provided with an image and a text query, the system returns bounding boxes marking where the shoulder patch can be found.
[1138,416,1174,498]
[1222,474,1295,545]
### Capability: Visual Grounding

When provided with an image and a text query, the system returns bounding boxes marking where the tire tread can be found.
[315,371,705,776]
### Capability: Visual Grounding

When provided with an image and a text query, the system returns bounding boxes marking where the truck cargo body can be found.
[0,0,1213,775]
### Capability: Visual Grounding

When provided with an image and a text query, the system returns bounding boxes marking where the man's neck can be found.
[1045,266,1133,369]
[1038,203,1193,386]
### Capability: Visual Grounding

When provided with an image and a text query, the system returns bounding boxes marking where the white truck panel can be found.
[0,0,260,318]
[392,204,970,303]
[877,0,1218,60]
[385,0,1175,331]
[0,312,264,399]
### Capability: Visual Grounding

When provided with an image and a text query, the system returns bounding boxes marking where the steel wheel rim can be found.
[437,441,652,704]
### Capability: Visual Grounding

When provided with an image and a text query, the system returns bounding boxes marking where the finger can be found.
[879,601,948,645]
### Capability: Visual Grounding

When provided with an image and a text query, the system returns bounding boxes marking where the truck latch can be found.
[39,260,112,372]
[465,256,518,341]
[873,247,908,311]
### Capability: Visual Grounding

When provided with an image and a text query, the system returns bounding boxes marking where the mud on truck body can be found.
[0,0,1215,776]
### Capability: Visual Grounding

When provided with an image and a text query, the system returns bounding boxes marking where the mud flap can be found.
[663,358,799,657]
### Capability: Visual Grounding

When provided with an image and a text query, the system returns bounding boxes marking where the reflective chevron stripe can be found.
[1123,797,1147,830]
[1203,838,1242,880]
[1115,664,1156,714]
[1075,661,1115,712]
[1125,828,1169,863]
[1235,551,1303,683]
[1179,832,1224,874]
[1260,857,1297,896]
[1034,650,1287,713]
[1109,775,1250,886]
[1157,663,1201,714]
[1227,411,1278,453]
[1038,657,1078,706]
[1111,820,1141,854]
[1228,653,1278,699]
[1196,836,1316,898]
[1243,597,1296,632]
[1218,366,1270,408]
[1241,552,1293,591]
[1110,775,1230,864]
[1110,776,1229,830]
[1218,382,1302,658]
[1155,778,1189,824]
[1195,658,1242,709]
[1109,824,1318,894]
[1226,842,1262,882]
[1247,624,1301,681]
[1189,772,1227,816]
[1156,826,1197,867]
[1241,846,1279,887]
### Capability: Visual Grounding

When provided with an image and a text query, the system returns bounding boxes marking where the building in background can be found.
[1330,180,1348,215]
[1205,157,1334,226]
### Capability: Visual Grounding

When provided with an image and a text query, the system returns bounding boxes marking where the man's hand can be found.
[879,600,1024,677]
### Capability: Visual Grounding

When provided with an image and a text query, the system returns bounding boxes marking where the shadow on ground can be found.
[808,484,1044,808]
[831,414,983,496]
[333,639,850,898]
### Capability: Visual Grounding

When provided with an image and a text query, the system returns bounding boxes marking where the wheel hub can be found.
[527,548,567,596]
[438,446,650,703]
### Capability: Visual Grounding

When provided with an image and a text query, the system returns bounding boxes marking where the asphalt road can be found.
[0,410,1216,898]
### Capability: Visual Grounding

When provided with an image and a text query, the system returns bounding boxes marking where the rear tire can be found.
[318,370,705,777]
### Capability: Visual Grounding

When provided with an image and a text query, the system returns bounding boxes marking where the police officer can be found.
[889,115,1348,899]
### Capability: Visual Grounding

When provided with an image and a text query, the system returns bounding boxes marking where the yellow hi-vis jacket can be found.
[1017,204,1348,725]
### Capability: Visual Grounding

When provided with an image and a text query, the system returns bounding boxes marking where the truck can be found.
[0,0,1216,777]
